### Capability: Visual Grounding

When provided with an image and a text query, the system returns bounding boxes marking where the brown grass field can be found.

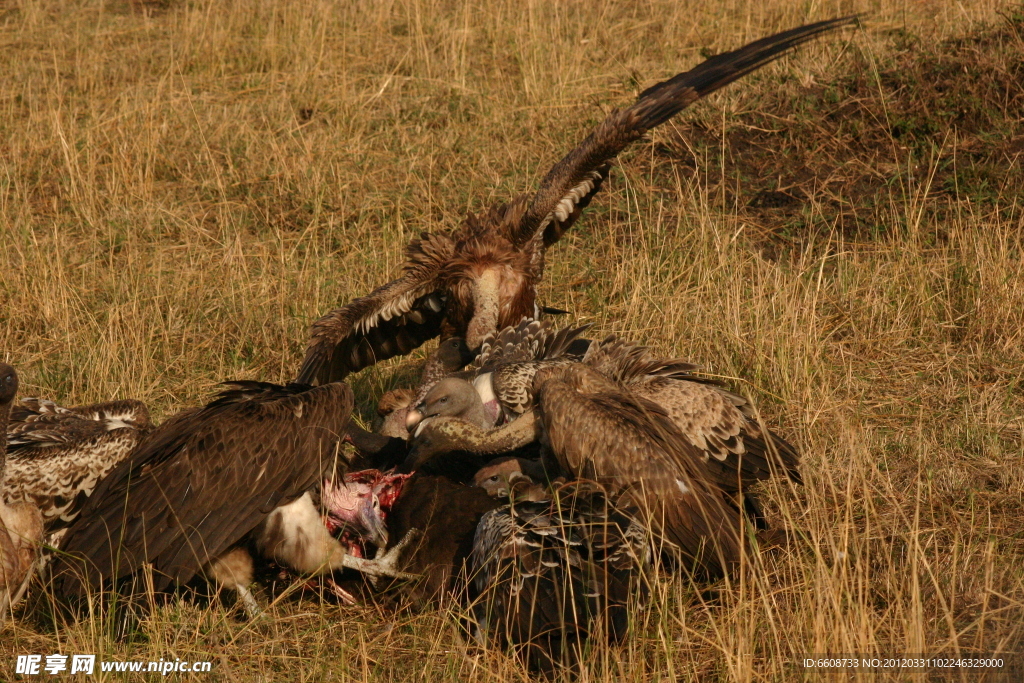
[2,0,1024,680]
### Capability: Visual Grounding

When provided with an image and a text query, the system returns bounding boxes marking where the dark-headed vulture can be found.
[295,17,858,385]
[51,380,416,615]
[4,397,152,536]
[0,365,44,619]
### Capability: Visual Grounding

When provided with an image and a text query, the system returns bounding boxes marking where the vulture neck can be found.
[465,267,503,350]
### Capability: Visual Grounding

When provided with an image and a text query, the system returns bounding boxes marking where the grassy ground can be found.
[2,0,1024,680]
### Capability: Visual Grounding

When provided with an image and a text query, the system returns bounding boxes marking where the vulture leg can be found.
[337,529,423,584]
[207,547,260,618]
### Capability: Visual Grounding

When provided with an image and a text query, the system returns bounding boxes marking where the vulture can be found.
[376,337,476,441]
[530,364,745,575]
[403,323,803,575]
[50,380,416,616]
[400,318,593,472]
[323,470,500,603]
[0,364,44,619]
[4,396,152,536]
[296,16,858,385]
[470,481,650,674]
[471,456,553,501]
[405,321,799,499]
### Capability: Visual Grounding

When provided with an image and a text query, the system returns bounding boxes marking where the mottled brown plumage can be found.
[52,380,356,601]
[470,481,649,674]
[296,17,858,385]
[533,365,743,576]
[5,398,152,532]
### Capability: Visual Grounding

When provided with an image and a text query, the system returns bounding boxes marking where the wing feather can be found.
[53,382,354,598]
[534,365,742,575]
[296,233,455,385]
[507,16,858,248]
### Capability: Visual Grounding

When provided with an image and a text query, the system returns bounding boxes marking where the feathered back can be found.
[52,381,354,599]
[473,318,592,371]
[470,482,648,673]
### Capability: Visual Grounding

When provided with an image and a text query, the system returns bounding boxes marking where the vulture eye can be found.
[438,397,449,404]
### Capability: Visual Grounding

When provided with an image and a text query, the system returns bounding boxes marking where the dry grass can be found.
[2,0,1024,680]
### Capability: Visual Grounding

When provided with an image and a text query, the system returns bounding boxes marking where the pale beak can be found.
[405,408,424,430]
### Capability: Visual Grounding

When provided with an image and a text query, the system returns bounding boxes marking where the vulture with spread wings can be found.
[50,380,380,609]
[296,17,858,385]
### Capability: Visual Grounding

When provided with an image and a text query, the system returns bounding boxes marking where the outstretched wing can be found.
[505,15,859,249]
[296,233,454,385]
[53,382,354,598]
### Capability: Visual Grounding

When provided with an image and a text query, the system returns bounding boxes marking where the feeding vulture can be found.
[51,380,416,615]
[404,321,799,501]
[4,396,152,536]
[0,365,44,619]
[470,480,649,674]
[323,470,500,604]
[403,325,803,575]
[296,16,859,385]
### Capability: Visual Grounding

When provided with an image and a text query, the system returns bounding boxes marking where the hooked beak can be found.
[358,498,389,549]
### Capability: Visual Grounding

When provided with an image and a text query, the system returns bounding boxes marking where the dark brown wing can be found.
[296,233,454,385]
[505,16,859,249]
[534,365,742,576]
[53,382,354,598]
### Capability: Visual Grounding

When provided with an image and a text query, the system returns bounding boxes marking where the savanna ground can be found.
[1,0,1024,680]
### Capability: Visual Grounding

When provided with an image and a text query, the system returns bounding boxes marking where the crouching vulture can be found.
[0,365,44,619]
[50,380,415,617]
[296,16,858,385]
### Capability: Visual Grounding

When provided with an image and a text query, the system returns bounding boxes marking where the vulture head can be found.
[406,378,491,434]
[321,470,411,554]
[375,388,417,440]
[441,234,536,352]
[425,337,475,378]
[0,364,17,408]
[472,457,552,501]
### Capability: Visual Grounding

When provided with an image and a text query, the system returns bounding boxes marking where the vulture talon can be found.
[235,584,261,620]
[341,529,421,584]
